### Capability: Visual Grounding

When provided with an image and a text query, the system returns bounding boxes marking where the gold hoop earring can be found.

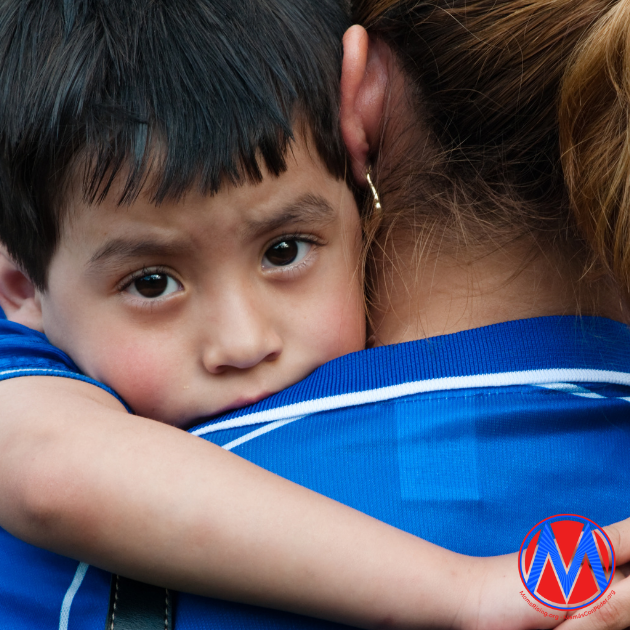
[366,168,382,214]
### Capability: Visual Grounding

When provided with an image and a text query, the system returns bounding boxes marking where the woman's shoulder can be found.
[190,315,630,437]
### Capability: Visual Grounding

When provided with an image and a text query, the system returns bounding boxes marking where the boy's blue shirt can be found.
[1,315,629,629]
[0,320,132,411]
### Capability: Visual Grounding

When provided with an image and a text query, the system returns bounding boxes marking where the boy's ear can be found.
[0,247,44,332]
[340,25,390,186]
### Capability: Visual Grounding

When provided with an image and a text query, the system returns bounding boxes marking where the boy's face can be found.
[38,139,365,426]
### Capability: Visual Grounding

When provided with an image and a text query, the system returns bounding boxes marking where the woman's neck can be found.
[368,232,625,346]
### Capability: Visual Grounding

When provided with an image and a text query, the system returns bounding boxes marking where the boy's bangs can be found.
[38,0,339,206]
[0,0,350,288]
[75,102,295,209]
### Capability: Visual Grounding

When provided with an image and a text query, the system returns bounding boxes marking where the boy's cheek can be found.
[101,350,174,420]
[298,285,366,364]
[290,243,365,363]
[65,327,182,422]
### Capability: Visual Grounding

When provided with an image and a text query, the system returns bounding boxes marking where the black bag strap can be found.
[105,574,174,630]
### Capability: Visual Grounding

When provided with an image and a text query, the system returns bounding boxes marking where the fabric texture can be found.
[0,316,629,629]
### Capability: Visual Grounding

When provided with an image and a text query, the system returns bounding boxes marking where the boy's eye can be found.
[126,273,181,299]
[262,240,311,269]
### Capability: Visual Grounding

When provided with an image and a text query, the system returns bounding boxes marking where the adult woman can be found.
[345,3,630,626]
[0,0,629,628]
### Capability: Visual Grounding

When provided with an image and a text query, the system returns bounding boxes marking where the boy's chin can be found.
[177,391,275,430]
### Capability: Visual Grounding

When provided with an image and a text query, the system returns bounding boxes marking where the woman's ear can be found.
[340,25,390,186]
[0,247,44,332]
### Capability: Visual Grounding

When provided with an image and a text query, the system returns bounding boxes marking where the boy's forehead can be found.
[83,194,336,271]
[60,137,344,256]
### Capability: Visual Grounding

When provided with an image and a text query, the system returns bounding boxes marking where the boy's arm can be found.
[0,376,559,630]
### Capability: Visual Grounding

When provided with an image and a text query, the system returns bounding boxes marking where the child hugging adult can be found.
[0,0,630,629]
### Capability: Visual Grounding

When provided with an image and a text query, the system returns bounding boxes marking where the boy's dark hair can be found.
[0,0,351,289]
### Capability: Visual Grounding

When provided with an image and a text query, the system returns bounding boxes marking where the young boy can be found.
[0,1,566,628]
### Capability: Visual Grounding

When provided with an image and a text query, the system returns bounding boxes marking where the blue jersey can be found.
[1,316,629,629]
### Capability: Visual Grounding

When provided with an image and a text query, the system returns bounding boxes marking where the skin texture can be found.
[0,373,569,630]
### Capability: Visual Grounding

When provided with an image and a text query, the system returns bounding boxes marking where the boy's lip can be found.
[206,391,275,419]
[230,392,274,410]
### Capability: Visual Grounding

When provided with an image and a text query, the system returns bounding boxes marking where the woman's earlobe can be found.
[0,248,44,331]
[340,25,389,185]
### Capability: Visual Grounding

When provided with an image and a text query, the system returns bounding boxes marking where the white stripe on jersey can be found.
[59,562,89,630]
[192,368,630,436]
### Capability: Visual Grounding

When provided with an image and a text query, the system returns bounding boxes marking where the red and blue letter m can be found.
[519,515,614,610]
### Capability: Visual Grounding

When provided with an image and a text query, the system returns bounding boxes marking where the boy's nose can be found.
[201,299,282,374]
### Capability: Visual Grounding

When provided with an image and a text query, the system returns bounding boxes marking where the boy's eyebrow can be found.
[86,194,335,270]
[87,238,191,270]
[242,194,336,239]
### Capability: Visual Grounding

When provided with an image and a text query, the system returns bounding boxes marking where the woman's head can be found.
[342,0,630,339]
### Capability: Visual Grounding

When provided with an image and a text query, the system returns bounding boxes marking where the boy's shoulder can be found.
[0,318,77,371]
[0,319,131,410]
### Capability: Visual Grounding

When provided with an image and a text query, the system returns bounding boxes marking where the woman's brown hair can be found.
[560,1,630,298]
[353,0,629,300]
